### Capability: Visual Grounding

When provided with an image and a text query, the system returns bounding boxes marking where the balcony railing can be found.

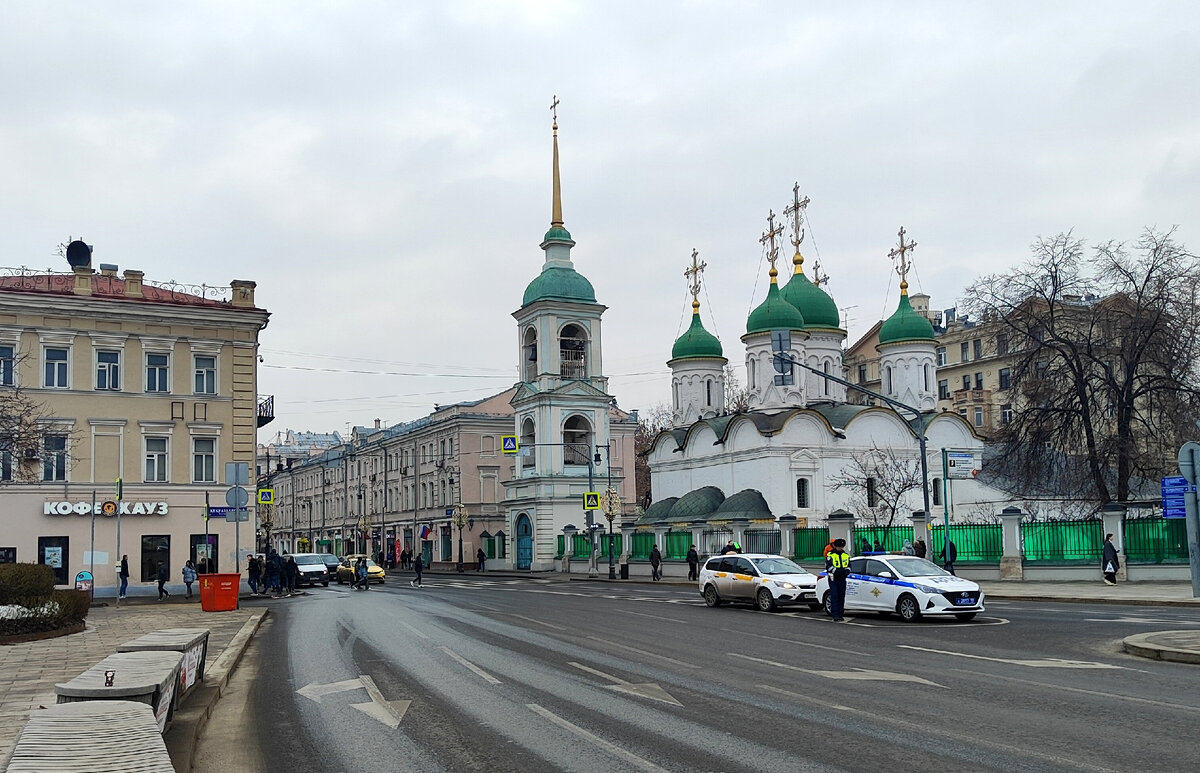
[257,394,275,428]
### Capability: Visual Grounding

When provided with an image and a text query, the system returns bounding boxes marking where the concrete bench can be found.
[55,651,183,733]
[4,700,173,772]
[117,627,210,701]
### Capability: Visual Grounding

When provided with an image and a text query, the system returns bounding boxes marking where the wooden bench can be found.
[117,627,210,701]
[55,651,183,733]
[4,700,173,773]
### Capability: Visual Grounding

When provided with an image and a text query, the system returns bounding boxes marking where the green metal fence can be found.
[744,528,781,555]
[928,523,1003,563]
[701,528,734,555]
[596,533,623,559]
[793,527,831,560]
[630,532,656,559]
[1021,520,1104,564]
[1123,517,1189,564]
[853,525,912,554]
[665,531,691,560]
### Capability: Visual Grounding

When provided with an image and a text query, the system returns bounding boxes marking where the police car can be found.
[815,555,985,622]
[699,553,821,612]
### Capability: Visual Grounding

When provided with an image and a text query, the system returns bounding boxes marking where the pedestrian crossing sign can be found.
[501,435,519,454]
[257,488,274,505]
[583,492,600,510]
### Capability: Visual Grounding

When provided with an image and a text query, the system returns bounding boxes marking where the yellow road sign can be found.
[501,435,519,454]
[583,492,600,510]
[257,488,274,505]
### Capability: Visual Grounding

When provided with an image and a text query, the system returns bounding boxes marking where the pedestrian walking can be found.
[265,549,283,596]
[1102,533,1120,586]
[649,545,662,581]
[156,561,170,601]
[939,539,958,575]
[825,538,850,621]
[411,554,424,587]
[686,545,699,581]
[354,557,369,590]
[913,539,927,559]
[247,555,261,596]
[118,554,129,599]
[182,560,197,598]
[400,548,410,570]
[476,547,486,572]
[284,553,299,595]
[901,539,915,556]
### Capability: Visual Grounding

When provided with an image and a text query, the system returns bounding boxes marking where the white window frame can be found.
[192,436,216,483]
[144,436,169,483]
[44,346,70,389]
[0,342,15,387]
[43,433,68,481]
[193,354,217,395]
[146,352,170,393]
[974,406,984,427]
[96,349,121,391]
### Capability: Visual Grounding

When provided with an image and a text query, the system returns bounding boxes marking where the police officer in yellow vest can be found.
[826,538,851,622]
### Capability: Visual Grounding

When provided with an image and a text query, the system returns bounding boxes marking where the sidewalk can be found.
[0,598,266,770]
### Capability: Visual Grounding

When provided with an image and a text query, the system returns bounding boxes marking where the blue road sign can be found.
[207,506,232,520]
[1162,476,1193,519]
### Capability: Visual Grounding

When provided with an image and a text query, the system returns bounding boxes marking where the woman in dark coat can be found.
[1102,533,1120,586]
[686,546,699,581]
[649,545,662,581]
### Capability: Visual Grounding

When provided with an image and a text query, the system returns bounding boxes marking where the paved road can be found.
[197,576,1200,773]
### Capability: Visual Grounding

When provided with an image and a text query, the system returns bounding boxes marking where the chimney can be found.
[72,266,93,296]
[231,280,256,308]
[123,270,144,298]
[374,418,381,430]
[99,263,119,277]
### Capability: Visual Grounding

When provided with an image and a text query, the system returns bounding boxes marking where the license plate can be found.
[954,597,976,606]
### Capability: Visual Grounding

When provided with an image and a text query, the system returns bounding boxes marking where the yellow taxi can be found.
[336,555,387,585]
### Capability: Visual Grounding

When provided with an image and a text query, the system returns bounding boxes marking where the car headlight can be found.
[774,581,796,589]
[915,584,939,594]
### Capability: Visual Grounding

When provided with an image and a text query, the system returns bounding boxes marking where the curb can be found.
[983,593,1200,608]
[164,608,268,773]
[1122,631,1200,665]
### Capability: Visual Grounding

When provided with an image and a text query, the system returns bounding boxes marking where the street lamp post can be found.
[602,487,621,580]
[452,503,468,573]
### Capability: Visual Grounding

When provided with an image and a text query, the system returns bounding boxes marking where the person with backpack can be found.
[181,560,197,598]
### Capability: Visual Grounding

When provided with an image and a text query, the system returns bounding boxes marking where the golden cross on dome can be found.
[783,182,811,254]
[550,95,560,128]
[684,248,707,310]
[887,226,917,289]
[760,210,783,274]
[812,257,828,287]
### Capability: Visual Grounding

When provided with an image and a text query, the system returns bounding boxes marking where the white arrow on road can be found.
[728,653,944,687]
[569,662,683,706]
[296,675,410,727]
[897,644,1126,669]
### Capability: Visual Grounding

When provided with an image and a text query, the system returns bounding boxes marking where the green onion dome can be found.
[672,305,724,359]
[522,266,596,305]
[746,269,806,334]
[781,256,840,329]
[878,285,935,344]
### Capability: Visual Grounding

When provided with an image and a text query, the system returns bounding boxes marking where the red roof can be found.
[0,272,250,310]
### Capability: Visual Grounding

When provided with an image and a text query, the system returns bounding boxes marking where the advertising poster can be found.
[44,546,63,569]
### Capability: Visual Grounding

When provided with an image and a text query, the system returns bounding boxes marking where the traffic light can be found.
[115,477,123,501]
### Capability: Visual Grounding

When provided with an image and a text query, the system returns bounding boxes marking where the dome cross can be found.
[887,226,917,292]
[684,248,707,312]
[783,182,811,266]
[760,210,784,277]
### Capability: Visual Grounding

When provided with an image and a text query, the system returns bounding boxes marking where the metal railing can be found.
[1021,520,1104,564]
[1123,517,1189,564]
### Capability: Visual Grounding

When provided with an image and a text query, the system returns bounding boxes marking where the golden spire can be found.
[684,248,707,314]
[760,210,784,283]
[783,182,810,275]
[888,226,917,296]
[550,95,564,229]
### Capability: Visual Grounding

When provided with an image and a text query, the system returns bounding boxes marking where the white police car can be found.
[699,553,821,612]
[815,555,985,622]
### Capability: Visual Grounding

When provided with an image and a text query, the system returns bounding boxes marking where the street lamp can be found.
[601,487,621,580]
[452,503,468,573]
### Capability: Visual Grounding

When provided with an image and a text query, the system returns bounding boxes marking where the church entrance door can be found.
[516,513,533,569]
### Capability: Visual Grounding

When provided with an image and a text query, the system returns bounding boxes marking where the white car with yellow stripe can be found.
[699,553,821,612]
[815,555,985,622]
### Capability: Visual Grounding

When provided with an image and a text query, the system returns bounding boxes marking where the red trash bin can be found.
[199,573,241,612]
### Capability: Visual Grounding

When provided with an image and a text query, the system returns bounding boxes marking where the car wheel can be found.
[954,612,977,622]
[822,592,832,616]
[756,588,777,612]
[897,594,922,623]
[703,584,722,607]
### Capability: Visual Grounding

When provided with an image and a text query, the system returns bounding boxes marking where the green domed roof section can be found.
[781,271,841,329]
[878,292,936,345]
[713,489,772,521]
[746,281,806,334]
[666,486,726,522]
[522,266,596,306]
[543,225,573,242]
[671,312,724,359]
[636,497,679,526]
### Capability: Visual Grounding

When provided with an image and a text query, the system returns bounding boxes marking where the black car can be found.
[318,553,340,580]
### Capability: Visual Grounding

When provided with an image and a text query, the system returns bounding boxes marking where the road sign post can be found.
[1177,441,1200,597]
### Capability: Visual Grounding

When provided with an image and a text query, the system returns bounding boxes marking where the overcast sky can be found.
[2,1,1197,438]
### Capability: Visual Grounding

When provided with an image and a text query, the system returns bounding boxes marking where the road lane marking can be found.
[586,636,699,669]
[527,704,670,772]
[510,614,565,630]
[949,668,1200,712]
[730,653,943,686]
[568,662,683,705]
[625,609,688,624]
[352,675,409,728]
[398,621,428,639]
[897,644,1126,669]
[296,678,365,701]
[442,647,502,684]
[727,628,873,657]
[1083,616,1200,625]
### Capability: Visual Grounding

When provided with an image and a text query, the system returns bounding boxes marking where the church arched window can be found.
[884,366,892,395]
[520,417,536,456]
[522,328,538,381]
[923,363,931,392]
[562,414,593,466]
[823,361,831,396]
[796,478,810,508]
[705,379,712,407]
[559,324,587,380]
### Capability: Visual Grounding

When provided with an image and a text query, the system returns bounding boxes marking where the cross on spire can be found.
[550,95,560,129]
[783,182,811,264]
[887,226,917,292]
[760,210,784,277]
[811,256,828,287]
[684,248,707,312]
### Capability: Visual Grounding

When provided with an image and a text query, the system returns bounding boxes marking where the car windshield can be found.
[887,557,951,578]
[365,560,379,569]
[294,555,324,565]
[750,557,810,576]
[320,554,338,563]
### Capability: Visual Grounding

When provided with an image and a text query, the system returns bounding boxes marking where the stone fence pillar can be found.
[827,509,856,555]
[653,521,669,552]
[999,506,1023,580]
[777,515,797,559]
[619,518,636,563]
[562,524,577,573]
[690,521,706,557]
[910,510,928,552]
[1100,503,1128,582]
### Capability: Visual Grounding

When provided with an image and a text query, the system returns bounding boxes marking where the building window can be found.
[96,350,121,391]
[43,435,68,481]
[146,353,170,392]
[923,363,930,392]
[192,437,215,482]
[857,364,867,383]
[932,479,942,507]
[145,437,168,482]
[936,346,946,366]
[44,348,68,388]
[194,356,216,394]
[796,478,810,508]
[974,372,983,390]
[938,379,950,400]
[973,339,982,360]
[1,448,12,481]
[705,379,713,406]
[140,535,170,583]
[559,324,588,380]
[974,407,984,427]
[996,333,1008,355]
[823,361,832,395]
[960,342,970,362]
[998,367,1011,390]
[961,375,970,391]
[1001,403,1013,424]
[884,366,892,395]
[866,477,878,508]
[0,345,13,386]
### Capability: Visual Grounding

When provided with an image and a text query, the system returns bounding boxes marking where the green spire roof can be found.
[522,265,596,305]
[781,268,840,329]
[747,278,806,334]
[672,310,723,359]
[878,290,935,344]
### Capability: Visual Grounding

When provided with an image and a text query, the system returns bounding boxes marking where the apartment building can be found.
[0,242,270,593]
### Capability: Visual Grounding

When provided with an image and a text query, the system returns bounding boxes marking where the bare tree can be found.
[633,403,673,510]
[963,228,1200,504]
[830,445,925,528]
[723,363,749,413]
[0,370,75,483]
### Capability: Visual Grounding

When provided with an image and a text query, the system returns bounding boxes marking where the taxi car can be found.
[815,555,984,622]
[336,555,387,585]
[699,553,821,612]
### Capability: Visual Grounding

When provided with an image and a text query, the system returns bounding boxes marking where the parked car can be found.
[814,555,985,622]
[336,555,386,584]
[699,553,820,612]
[318,553,340,580]
[290,553,331,587]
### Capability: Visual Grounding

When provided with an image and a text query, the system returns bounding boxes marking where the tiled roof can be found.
[0,273,250,310]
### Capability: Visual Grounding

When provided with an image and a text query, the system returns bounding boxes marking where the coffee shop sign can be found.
[45,501,169,516]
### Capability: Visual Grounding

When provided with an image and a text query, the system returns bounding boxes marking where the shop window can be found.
[141,535,170,583]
